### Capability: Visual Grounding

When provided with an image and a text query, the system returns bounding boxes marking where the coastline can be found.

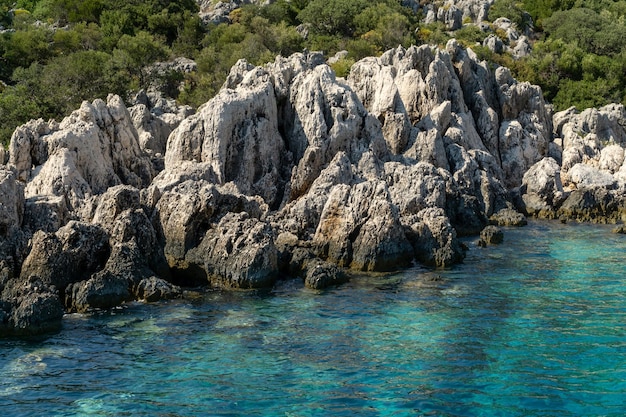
[2,43,626,336]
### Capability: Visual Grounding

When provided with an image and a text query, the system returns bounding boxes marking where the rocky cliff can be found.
[1,42,625,336]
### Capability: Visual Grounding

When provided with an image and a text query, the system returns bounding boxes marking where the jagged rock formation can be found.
[197,0,269,25]
[517,104,626,222]
[130,90,194,162]
[3,41,625,336]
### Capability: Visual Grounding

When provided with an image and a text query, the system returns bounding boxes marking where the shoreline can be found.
[2,44,626,337]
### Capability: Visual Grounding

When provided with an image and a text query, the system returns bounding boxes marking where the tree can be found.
[112,31,169,87]
[298,0,368,37]
[543,8,626,55]
[0,84,39,146]
[489,0,534,31]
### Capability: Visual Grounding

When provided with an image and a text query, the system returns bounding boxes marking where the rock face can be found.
[1,276,64,336]
[1,41,572,336]
[515,104,626,222]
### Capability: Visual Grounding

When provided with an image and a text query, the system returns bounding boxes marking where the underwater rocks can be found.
[5,41,617,336]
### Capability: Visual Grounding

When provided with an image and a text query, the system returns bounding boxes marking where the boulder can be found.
[134,276,182,302]
[155,180,267,275]
[403,207,465,267]
[304,260,349,290]
[313,180,414,272]
[65,271,131,313]
[489,207,527,226]
[19,221,110,291]
[22,195,69,234]
[385,161,448,215]
[557,188,626,223]
[483,34,504,54]
[520,157,566,217]
[185,212,278,289]
[0,275,64,336]
[599,144,624,174]
[564,163,616,190]
[478,225,504,246]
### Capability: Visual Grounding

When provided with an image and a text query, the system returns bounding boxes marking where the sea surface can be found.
[1,220,625,416]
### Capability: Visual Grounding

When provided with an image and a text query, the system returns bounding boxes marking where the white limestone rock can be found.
[165,66,286,207]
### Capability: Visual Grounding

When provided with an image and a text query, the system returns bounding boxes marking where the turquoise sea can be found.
[1,220,625,416]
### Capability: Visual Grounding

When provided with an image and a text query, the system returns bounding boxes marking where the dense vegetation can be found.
[491,0,626,110]
[1,0,625,147]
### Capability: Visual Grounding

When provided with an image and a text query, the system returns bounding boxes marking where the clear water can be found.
[1,221,625,417]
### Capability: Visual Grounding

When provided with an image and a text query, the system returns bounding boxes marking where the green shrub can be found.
[330,57,354,78]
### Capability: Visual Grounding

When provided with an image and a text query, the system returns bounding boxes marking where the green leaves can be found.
[298,0,368,37]
[543,8,626,55]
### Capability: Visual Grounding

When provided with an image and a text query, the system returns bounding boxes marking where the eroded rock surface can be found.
[4,41,600,336]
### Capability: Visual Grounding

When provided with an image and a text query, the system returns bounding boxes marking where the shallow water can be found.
[1,221,625,416]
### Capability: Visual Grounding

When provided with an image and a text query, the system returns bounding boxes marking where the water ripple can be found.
[1,222,626,416]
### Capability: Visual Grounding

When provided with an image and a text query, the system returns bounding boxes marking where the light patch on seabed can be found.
[0,346,73,396]
[71,394,129,416]
[213,309,258,329]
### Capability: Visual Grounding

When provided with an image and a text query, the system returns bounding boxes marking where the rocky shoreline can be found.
[2,42,626,336]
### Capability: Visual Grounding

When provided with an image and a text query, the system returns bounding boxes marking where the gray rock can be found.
[565,163,616,189]
[478,225,504,246]
[165,66,286,207]
[19,221,110,291]
[186,212,278,289]
[304,261,349,290]
[489,208,527,226]
[155,180,268,276]
[496,67,551,188]
[23,195,69,234]
[483,34,504,54]
[403,207,465,267]
[12,96,155,216]
[599,145,624,174]
[134,276,182,302]
[314,180,414,272]
[513,36,532,58]
[0,168,24,238]
[0,144,6,165]
[557,188,626,223]
[440,5,464,30]
[65,271,131,313]
[520,157,566,217]
[8,118,51,182]
[0,275,64,336]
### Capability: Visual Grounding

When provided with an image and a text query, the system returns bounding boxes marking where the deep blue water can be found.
[1,221,625,416]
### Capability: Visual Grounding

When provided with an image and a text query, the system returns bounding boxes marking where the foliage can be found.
[2,0,626,146]
[298,0,368,37]
[329,57,355,78]
[542,8,626,55]
[416,22,450,47]
[488,0,534,31]
[503,0,626,110]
